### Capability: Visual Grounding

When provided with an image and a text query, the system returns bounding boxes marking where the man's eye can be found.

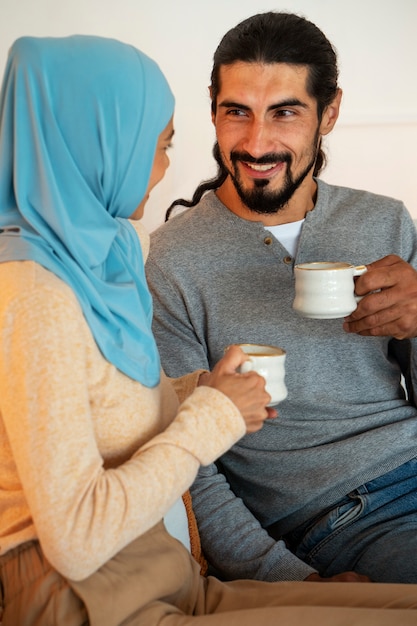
[227,108,247,117]
[275,109,294,117]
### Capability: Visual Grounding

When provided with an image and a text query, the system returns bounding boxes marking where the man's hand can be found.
[343,255,417,339]
[305,571,371,583]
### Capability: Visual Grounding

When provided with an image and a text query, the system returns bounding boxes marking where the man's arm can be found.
[387,337,417,407]
[191,462,317,581]
[147,258,211,376]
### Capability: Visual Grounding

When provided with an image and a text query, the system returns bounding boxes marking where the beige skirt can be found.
[0,522,201,625]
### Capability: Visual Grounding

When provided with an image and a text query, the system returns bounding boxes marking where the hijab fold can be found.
[0,35,174,386]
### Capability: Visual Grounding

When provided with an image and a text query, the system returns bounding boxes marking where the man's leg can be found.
[287,457,417,582]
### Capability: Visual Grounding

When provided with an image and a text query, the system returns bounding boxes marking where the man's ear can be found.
[320,88,342,136]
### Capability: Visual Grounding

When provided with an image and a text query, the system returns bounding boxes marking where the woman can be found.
[0,35,416,626]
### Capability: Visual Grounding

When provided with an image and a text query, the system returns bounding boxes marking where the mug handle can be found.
[353,265,367,302]
[239,359,254,374]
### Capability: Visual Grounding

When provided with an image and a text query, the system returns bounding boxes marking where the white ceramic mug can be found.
[235,343,287,406]
[293,261,367,319]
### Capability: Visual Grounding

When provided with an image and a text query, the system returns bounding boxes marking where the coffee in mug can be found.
[235,343,287,406]
[293,261,367,319]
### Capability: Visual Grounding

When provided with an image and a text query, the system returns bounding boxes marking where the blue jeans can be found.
[284,457,417,583]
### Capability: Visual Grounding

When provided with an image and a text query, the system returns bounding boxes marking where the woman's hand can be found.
[199,345,277,433]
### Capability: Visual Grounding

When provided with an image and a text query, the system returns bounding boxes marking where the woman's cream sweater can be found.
[0,230,245,582]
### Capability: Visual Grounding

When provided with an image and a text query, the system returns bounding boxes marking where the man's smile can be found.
[240,160,285,178]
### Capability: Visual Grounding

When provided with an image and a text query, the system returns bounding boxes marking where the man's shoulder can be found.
[319,179,405,211]
[149,192,232,260]
[151,206,199,242]
[316,179,412,235]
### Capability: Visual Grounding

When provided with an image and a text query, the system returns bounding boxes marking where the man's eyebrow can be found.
[218,100,251,111]
[268,98,307,111]
[165,129,175,141]
[218,98,308,112]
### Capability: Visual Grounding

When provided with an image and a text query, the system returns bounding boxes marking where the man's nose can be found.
[240,119,277,159]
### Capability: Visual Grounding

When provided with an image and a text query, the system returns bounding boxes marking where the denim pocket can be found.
[294,491,366,562]
[330,492,366,530]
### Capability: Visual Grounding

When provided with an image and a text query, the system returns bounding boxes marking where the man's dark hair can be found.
[166,11,339,220]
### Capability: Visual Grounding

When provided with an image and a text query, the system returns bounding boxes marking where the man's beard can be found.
[217,134,319,215]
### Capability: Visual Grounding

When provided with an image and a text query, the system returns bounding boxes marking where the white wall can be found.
[1,0,416,232]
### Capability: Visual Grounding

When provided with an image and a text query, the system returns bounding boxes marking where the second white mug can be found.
[235,343,287,407]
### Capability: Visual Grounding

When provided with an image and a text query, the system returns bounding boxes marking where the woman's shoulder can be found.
[0,260,81,315]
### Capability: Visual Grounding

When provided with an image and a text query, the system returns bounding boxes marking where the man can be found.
[146,12,417,584]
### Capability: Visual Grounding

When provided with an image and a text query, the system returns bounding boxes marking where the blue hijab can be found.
[0,35,174,386]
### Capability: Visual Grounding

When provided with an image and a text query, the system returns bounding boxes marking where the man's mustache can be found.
[231,151,292,165]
